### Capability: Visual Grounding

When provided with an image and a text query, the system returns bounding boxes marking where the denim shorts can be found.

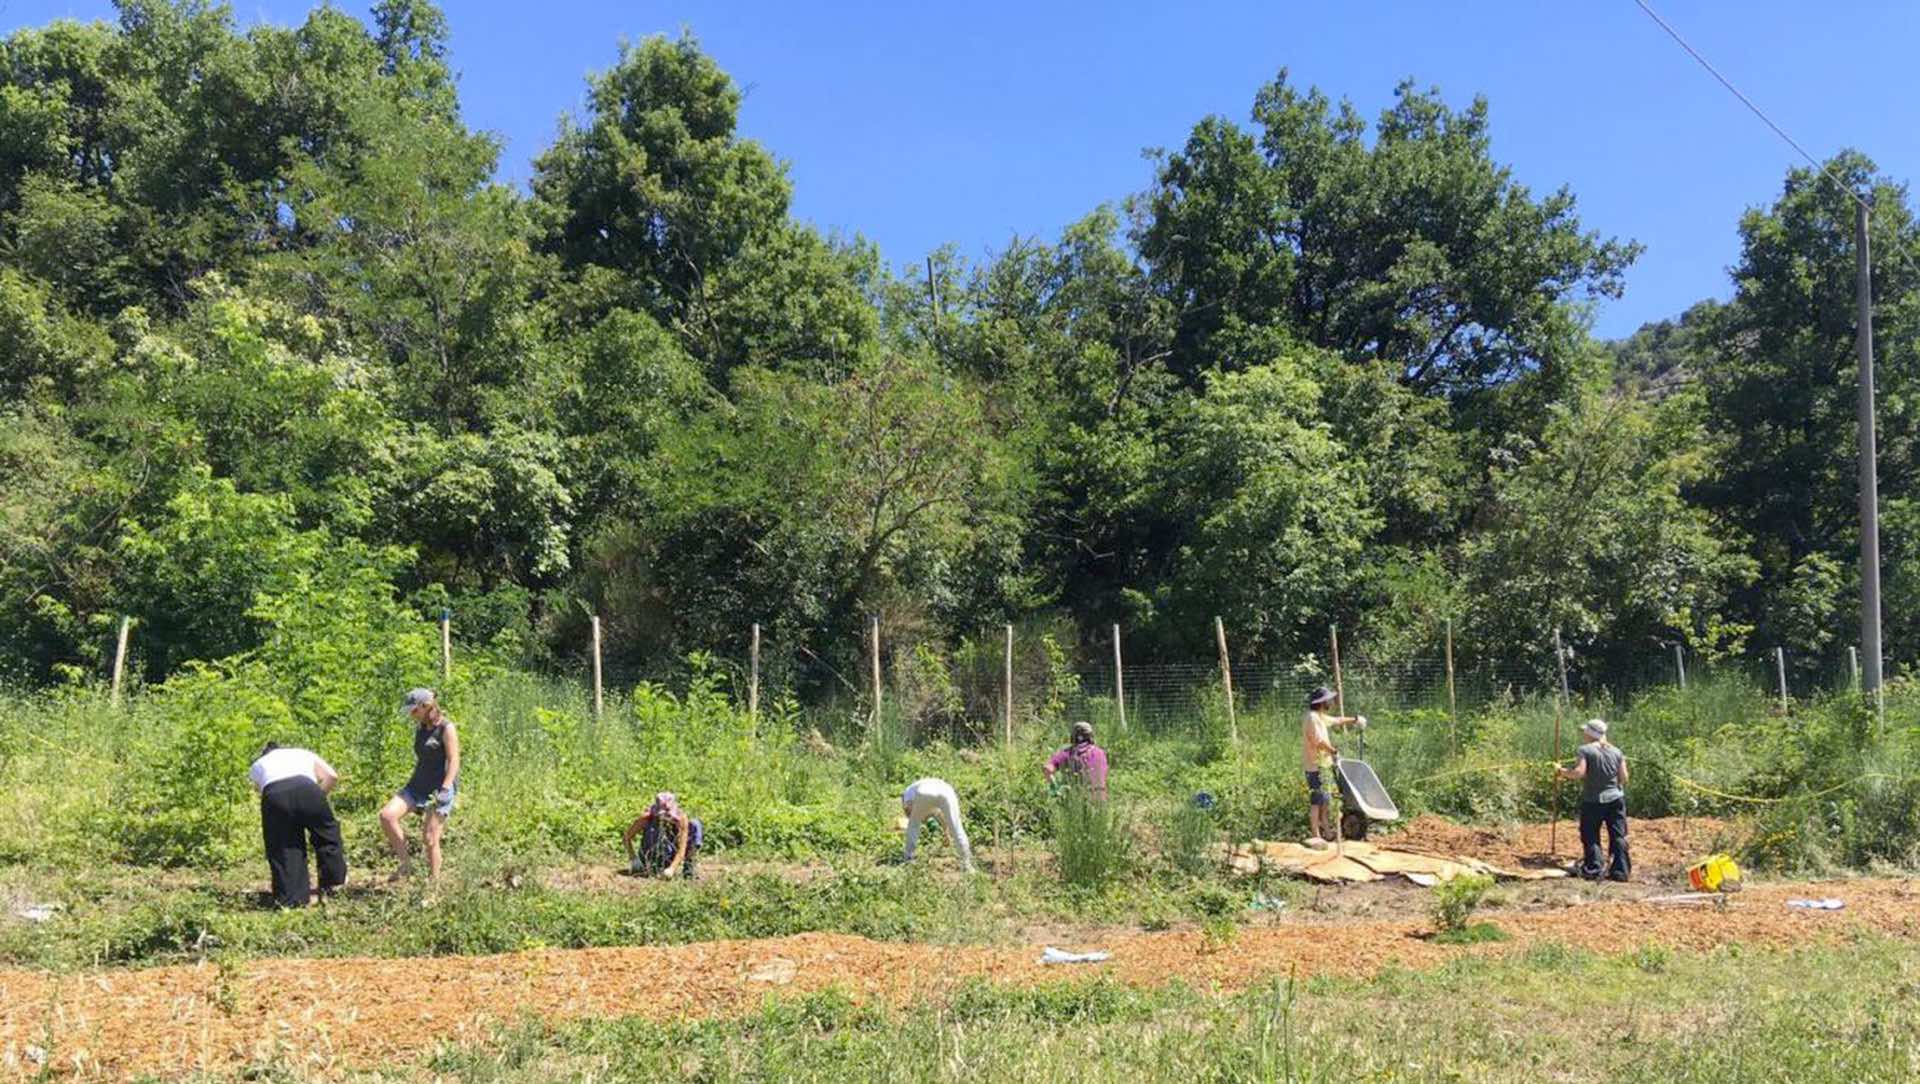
[1305,770,1329,806]
[397,782,457,817]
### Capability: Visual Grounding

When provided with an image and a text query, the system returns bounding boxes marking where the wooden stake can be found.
[1850,646,1862,693]
[1775,646,1789,713]
[1444,617,1458,755]
[870,616,883,733]
[110,616,131,709]
[440,610,451,683]
[1551,629,1568,857]
[590,615,604,719]
[749,623,762,726]
[1674,643,1687,690]
[1112,623,1127,732]
[1214,616,1237,744]
[1330,625,1345,715]
[1004,624,1014,747]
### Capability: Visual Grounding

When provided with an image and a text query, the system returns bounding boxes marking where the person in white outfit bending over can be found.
[900,777,974,872]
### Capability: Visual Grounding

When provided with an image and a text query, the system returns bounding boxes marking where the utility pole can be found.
[1855,199,1885,710]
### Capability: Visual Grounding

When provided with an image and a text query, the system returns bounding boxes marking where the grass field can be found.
[413,937,1920,1084]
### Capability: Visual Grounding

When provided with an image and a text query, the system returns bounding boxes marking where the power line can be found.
[1632,0,1864,211]
[1632,0,1920,284]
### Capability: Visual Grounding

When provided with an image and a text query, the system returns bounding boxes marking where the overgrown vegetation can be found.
[4,1,1920,708]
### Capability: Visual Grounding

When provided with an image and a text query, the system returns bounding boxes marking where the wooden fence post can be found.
[1004,623,1014,747]
[1112,623,1127,732]
[439,610,451,683]
[1214,616,1237,744]
[1674,643,1687,690]
[1444,617,1458,756]
[750,623,762,726]
[870,616,883,733]
[1775,647,1789,713]
[590,615,604,719]
[110,616,132,709]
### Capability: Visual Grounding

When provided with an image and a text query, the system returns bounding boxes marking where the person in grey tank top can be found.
[1556,719,1631,881]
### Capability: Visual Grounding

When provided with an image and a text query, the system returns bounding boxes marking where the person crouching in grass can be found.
[625,792,702,878]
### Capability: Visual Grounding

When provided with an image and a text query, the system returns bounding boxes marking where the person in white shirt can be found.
[900,778,974,872]
[248,742,345,908]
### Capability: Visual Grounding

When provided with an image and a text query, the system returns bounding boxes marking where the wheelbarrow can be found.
[1333,726,1400,841]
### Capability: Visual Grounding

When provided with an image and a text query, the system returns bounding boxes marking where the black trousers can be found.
[1578,798,1631,880]
[260,778,347,908]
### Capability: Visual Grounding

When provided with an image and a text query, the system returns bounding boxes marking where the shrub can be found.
[1430,872,1494,934]
[1052,787,1134,887]
[1159,799,1217,876]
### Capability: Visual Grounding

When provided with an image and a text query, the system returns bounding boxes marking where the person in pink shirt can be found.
[1044,721,1109,799]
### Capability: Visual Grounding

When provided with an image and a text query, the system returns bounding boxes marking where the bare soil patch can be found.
[3,876,1914,1079]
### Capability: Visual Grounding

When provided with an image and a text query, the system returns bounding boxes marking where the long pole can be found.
[870,615,883,734]
[1214,616,1237,744]
[1444,617,1458,755]
[1331,625,1346,711]
[440,610,451,683]
[1775,647,1789,714]
[749,623,762,726]
[1112,623,1127,732]
[1551,629,1568,857]
[1850,646,1862,693]
[590,615,604,719]
[1674,643,1687,690]
[1856,200,1885,718]
[1004,623,1014,747]
[110,616,131,709]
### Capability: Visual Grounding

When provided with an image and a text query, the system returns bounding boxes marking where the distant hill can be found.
[1608,299,1721,400]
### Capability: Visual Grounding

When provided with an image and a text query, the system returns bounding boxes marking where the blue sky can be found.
[7,1,1917,337]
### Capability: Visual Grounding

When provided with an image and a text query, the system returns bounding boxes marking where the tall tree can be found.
[1699,152,1920,663]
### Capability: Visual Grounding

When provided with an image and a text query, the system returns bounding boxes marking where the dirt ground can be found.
[3,874,1916,1079]
[1375,813,1738,875]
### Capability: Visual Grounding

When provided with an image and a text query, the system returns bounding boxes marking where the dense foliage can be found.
[3,0,1918,699]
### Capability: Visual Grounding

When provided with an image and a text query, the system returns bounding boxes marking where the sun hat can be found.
[403,688,436,713]
[1071,720,1095,743]
[1308,686,1337,707]
[1582,718,1609,739]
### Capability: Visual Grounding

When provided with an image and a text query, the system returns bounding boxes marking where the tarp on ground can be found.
[1222,840,1568,884]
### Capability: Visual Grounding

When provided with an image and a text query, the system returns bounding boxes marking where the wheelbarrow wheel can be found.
[1340,810,1368,841]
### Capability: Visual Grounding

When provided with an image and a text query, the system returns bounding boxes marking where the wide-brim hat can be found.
[1308,686,1337,707]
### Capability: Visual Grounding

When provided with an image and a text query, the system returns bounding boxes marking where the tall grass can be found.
[2,665,1916,881]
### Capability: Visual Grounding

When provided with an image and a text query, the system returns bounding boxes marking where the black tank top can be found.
[407,720,449,793]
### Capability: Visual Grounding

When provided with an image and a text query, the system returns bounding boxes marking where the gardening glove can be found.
[434,787,453,804]
[1356,715,1368,729]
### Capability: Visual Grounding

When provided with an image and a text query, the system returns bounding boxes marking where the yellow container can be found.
[1688,853,1742,893]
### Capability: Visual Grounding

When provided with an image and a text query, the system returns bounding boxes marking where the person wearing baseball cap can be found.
[1302,686,1365,846]
[378,687,461,881]
[1556,718,1630,881]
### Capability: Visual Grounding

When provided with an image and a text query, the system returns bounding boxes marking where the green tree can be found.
[1461,378,1753,679]
[533,34,872,374]
[1698,152,1920,664]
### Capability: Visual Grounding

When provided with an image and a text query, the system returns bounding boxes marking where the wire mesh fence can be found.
[521,616,1880,744]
